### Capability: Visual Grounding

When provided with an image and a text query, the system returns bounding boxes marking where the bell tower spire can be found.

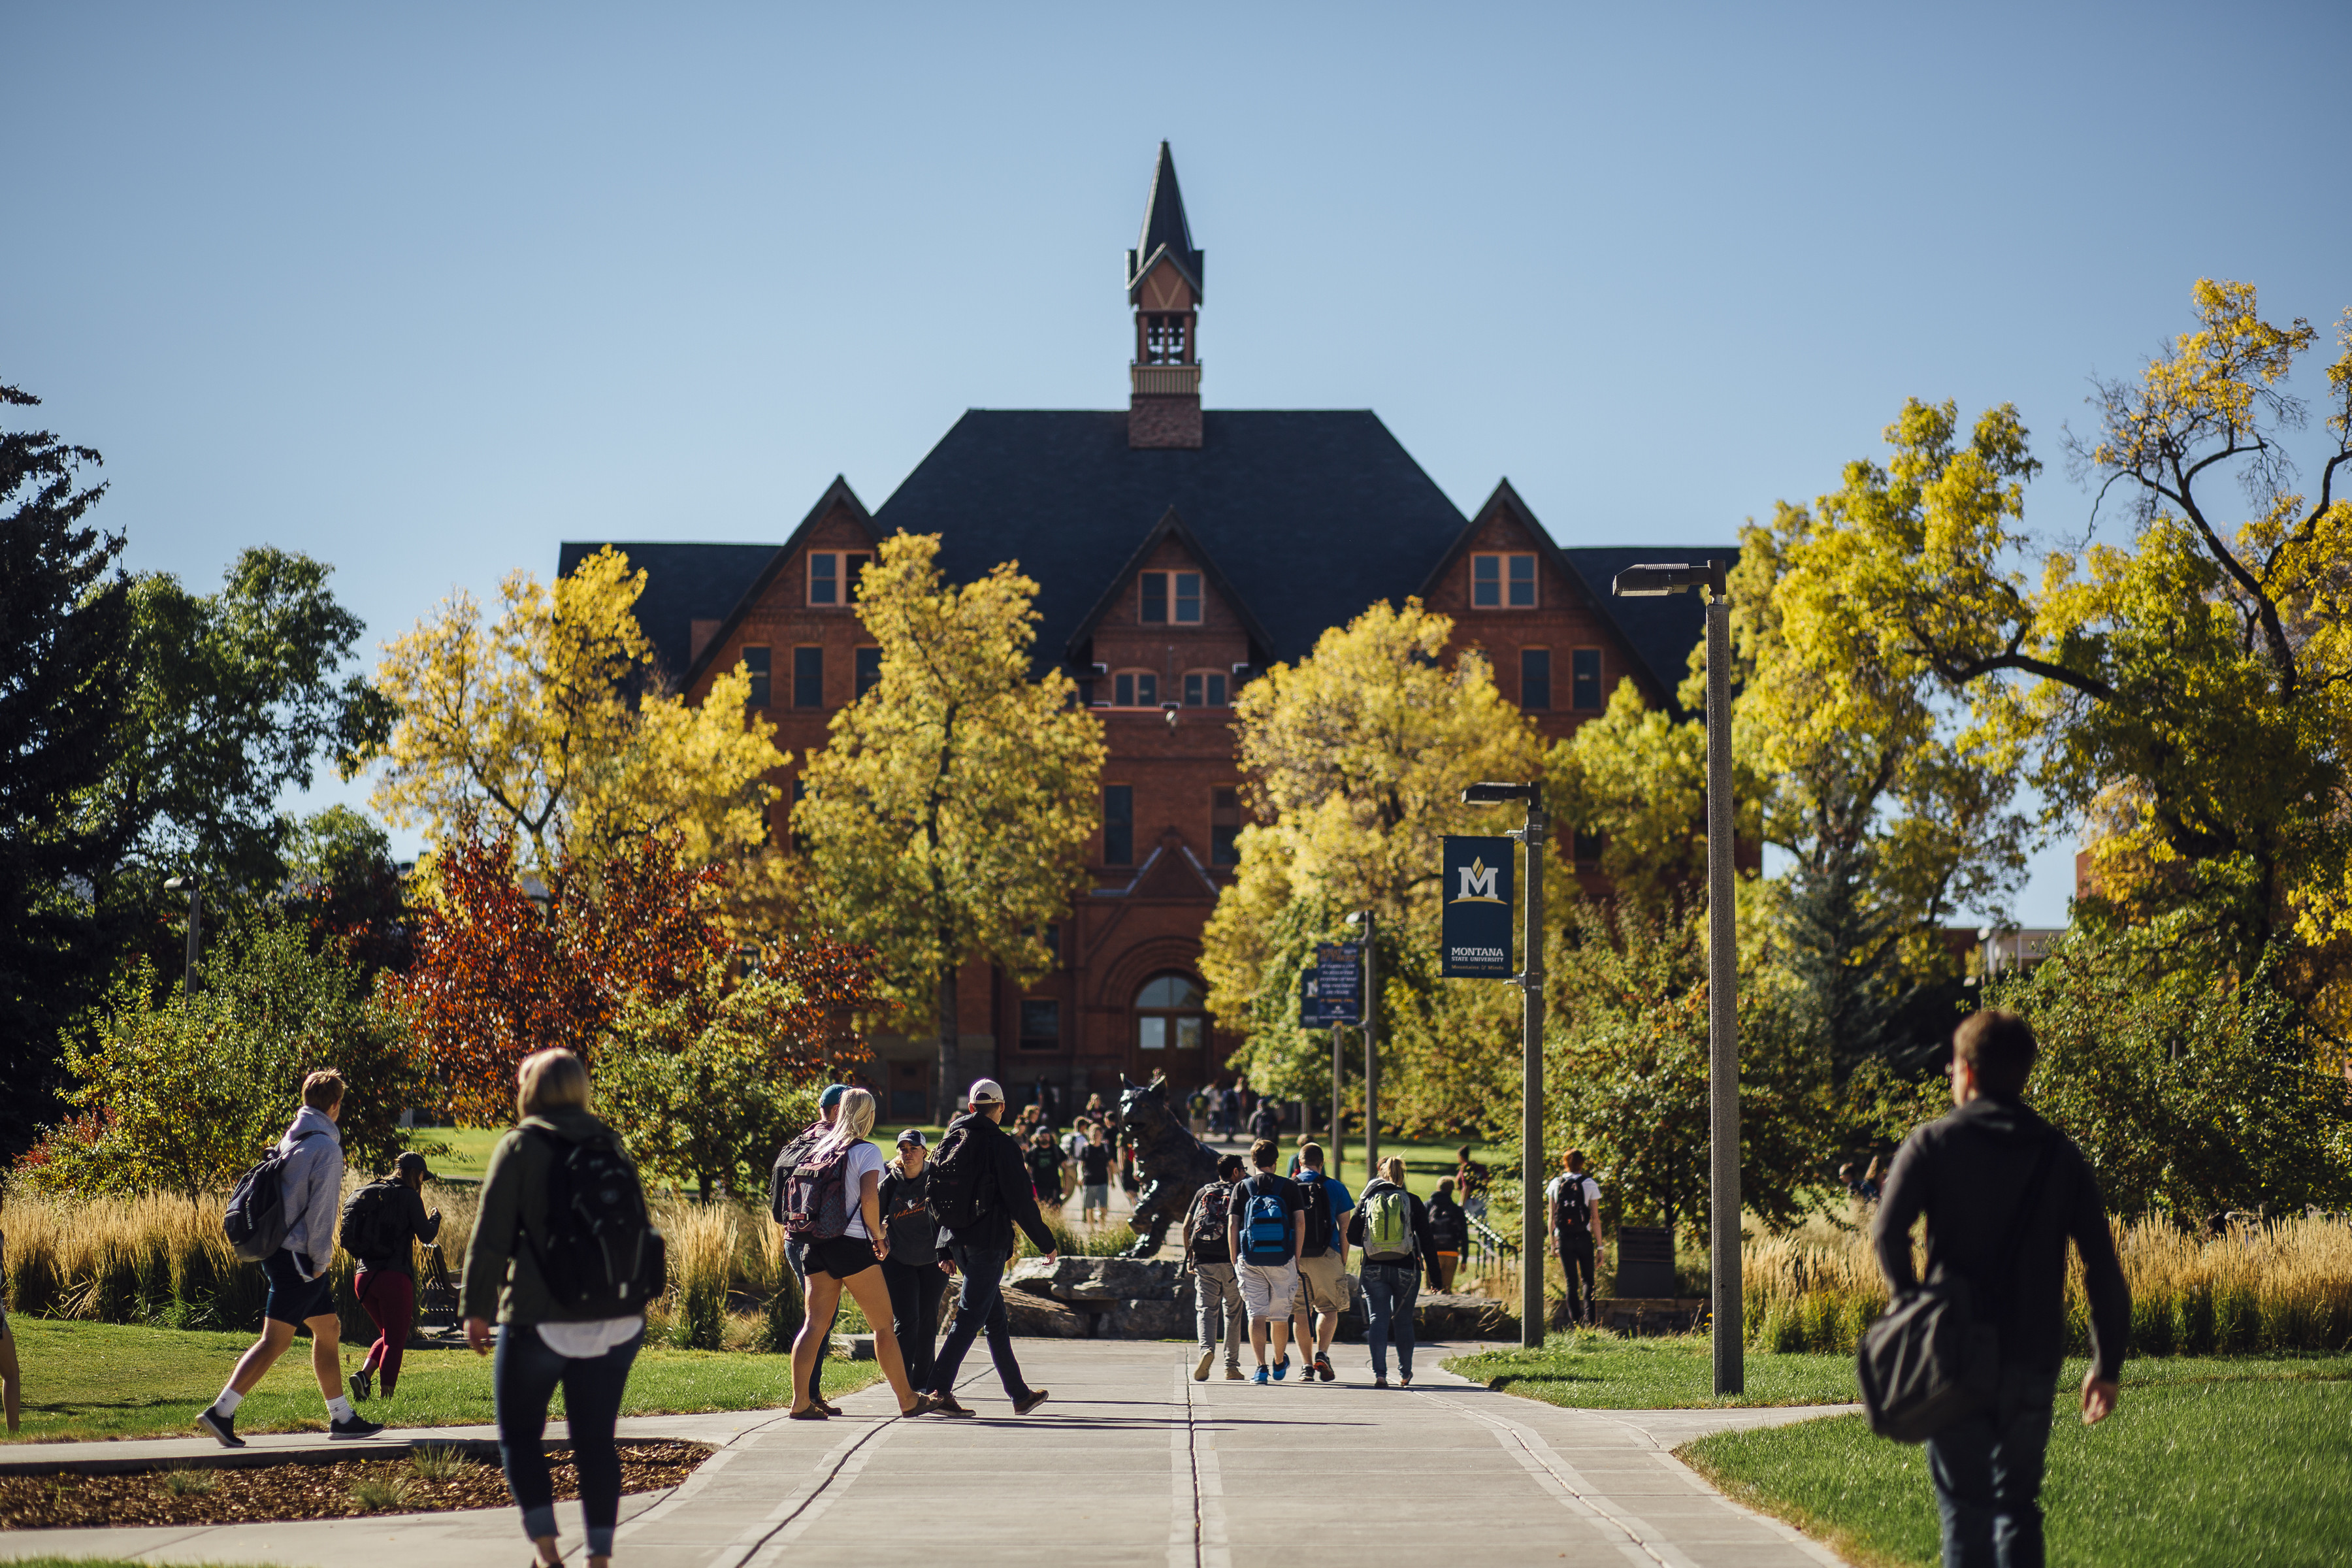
[1125,141,1204,449]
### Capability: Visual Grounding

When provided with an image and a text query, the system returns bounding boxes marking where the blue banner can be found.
[1441,835,1515,978]
[1299,941,1362,1026]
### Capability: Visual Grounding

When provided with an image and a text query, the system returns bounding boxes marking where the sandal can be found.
[788,1404,829,1420]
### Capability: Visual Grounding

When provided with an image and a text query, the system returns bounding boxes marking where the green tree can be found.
[794,533,1104,1119]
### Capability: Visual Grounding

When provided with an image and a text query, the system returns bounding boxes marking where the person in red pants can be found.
[350,1151,442,1403]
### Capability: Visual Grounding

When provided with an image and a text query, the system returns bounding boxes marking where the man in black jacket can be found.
[924,1077,1058,1416]
[1874,1009,2130,1568]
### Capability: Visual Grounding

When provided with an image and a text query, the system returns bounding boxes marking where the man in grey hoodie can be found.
[197,1070,384,1446]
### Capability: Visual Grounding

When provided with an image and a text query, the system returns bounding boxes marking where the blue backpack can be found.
[1239,1177,1294,1264]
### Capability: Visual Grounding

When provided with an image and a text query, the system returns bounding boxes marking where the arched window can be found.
[1135,972,1206,1053]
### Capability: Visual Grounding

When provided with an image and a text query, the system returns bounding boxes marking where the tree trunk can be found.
[936,962,960,1124]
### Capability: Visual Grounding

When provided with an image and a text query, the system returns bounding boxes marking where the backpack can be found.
[1552,1175,1593,1236]
[1239,1177,1294,1264]
[340,1179,406,1262]
[1360,1184,1415,1263]
[924,1118,990,1232]
[768,1120,830,1224]
[781,1140,858,1240]
[525,1126,664,1315]
[1191,1182,1233,1263]
[223,1128,329,1262]
[1426,1196,1468,1251]
[1296,1173,1335,1256]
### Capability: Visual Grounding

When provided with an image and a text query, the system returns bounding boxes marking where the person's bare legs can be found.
[0,1322,20,1432]
[304,1313,342,1401]
[790,1275,845,1414]
[225,1318,299,1397]
[837,1266,921,1412]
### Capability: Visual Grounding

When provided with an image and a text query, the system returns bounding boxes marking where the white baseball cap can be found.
[968,1077,1005,1105]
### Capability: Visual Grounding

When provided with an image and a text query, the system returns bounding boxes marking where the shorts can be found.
[262,1248,336,1326]
[803,1233,882,1281]
[1236,1259,1299,1323]
[1082,1183,1109,1209]
[1294,1249,1349,1315]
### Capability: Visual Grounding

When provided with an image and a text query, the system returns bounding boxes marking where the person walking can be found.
[1286,1141,1354,1383]
[1246,1098,1282,1145]
[1454,1147,1490,1222]
[1077,1122,1115,1226]
[922,1078,1058,1416]
[1348,1156,1442,1388]
[1873,1009,2129,1568]
[346,1150,444,1403]
[1546,1150,1603,1328]
[1183,1153,1247,1381]
[770,1084,847,1414]
[877,1129,947,1396]
[1426,1178,1468,1292]
[1026,1129,1068,1210]
[1060,1117,1091,1203]
[460,1049,662,1568]
[198,1070,380,1446]
[779,1088,932,1421]
[1226,1137,1306,1384]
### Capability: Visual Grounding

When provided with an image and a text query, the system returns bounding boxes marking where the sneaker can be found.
[329,1413,385,1441]
[1012,1389,1050,1416]
[1373,1376,1390,1390]
[1271,1355,1289,1382]
[1252,1366,1269,1385]
[930,1394,975,1418]
[1225,1365,1247,1380]
[1315,1353,1335,1383]
[1194,1347,1216,1382]
[348,1367,372,1404]
[1398,1371,1413,1388]
[195,1406,244,1448]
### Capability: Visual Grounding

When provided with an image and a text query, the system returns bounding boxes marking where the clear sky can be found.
[8,1,2347,924]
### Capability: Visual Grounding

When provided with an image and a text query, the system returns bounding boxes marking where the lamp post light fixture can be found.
[163,875,201,995]
[1458,779,1546,1350]
[1612,559,1742,1396]
[1346,908,1379,1177]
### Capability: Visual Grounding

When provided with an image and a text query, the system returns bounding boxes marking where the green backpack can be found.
[1361,1185,1415,1262]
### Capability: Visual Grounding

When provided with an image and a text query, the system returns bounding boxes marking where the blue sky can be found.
[8,1,2347,923]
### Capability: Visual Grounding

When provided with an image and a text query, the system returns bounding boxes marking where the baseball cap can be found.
[395,1151,433,1180]
[967,1077,1005,1105]
[819,1083,848,1110]
[897,1128,927,1148]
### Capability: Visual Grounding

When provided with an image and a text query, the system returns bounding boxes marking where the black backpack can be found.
[769,1120,830,1224]
[1552,1174,1593,1235]
[340,1179,406,1261]
[525,1127,664,1315]
[780,1141,857,1239]
[1190,1182,1233,1263]
[925,1117,990,1231]
[223,1128,329,1262]
[1296,1173,1334,1255]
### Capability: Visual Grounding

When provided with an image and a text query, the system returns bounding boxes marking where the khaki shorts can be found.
[1294,1249,1349,1316]
[1236,1260,1300,1323]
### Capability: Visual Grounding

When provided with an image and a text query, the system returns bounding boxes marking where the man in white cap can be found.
[921,1077,1058,1416]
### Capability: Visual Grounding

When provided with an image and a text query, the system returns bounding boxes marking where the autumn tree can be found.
[371,547,787,929]
[794,533,1103,1120]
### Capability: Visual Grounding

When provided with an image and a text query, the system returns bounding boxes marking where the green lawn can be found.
[1,1317,879,1444]
[1446,1330,1861,1409]
[1682,1358,2352,1568]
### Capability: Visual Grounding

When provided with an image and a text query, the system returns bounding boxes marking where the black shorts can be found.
[263,1248,336,1326]
[804,1233,882,1281]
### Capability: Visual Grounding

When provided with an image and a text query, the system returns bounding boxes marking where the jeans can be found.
[495,1320,644,1558]
[783,1236,841,1402]
[928,1245,1034,1400]
[353,1269,415,1394]
[1558,1233,1596,1324]
[1924,1364,2061,1568]
[1360,1262,1421,1378]
[881,1255,947,1394]
[1193,1262,1245,1366]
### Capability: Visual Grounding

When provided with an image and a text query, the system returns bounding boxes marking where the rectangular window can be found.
[1019,1000,1060,1051]
[1114,672,1158,708]
[1210,787,1241,866]
[1103,785,1134,866]
[1042,923,1061,966]
[1571,648,1603,711]
[1077,678,1096,708]
[1520,648,1552,711]
[1471,553,1537,609]
[793,646,824,708]
[855,645,882,698]
[742,645,770,708]
[790,778,809,853]
[1139,572,1169,624]
[1174,572,1201,623]
[1183,671,1228,707]
[1471,554,1499,608]
[1509,553,1537,608]
[808,553,838,606]
[844,551,872,602]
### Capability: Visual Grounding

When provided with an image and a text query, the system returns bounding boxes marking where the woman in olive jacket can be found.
[462,1049,648,1568]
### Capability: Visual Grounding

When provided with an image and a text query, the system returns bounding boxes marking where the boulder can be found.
[1008,1255,1186,1303]
[1001,1289,1096,1338]
[1101,1296,1193,1339]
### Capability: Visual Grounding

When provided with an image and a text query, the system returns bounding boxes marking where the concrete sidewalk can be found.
[0,1340,1854,1567]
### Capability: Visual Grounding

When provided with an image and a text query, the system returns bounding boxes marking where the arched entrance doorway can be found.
[1134,972,1207,1058]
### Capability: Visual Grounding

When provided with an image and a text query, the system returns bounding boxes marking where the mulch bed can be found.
[0,1440,708,1529]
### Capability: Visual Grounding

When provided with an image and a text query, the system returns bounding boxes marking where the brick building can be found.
[562,144,1723,1120]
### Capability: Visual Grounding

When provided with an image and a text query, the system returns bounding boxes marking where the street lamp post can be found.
[163,876,201,995]
[1613,561,1741,1395]
[1461,781,1546,1350]
[1348,909,1379,1179]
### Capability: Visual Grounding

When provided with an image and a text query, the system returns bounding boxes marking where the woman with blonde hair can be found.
[1346,1156,1443,1388]
[781,1086,934,1419]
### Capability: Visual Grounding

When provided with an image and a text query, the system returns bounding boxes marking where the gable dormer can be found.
[1070,508,1268,712]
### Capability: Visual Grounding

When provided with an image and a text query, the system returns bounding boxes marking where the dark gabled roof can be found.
[557,539,783,690]
[868,410,1467,668]
[678,477,877,692]
[1064,506,1277,666]
[1558,546,1739,715]
[1125,141,1204,304]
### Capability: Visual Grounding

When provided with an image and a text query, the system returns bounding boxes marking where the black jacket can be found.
[936,1110,1057,1256]
[877,1166,940,1264]
[1873,1095,2130,1381]
[1345,1179,1442,1290]
[357,1182,442,1277]
[1424,1193,1469,1251]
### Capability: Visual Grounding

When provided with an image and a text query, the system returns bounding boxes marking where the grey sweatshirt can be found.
[276,1105,346,1280]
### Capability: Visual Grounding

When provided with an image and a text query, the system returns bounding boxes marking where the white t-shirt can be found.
[1548,1173,1601,1232]
[839,1141,887,1239]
